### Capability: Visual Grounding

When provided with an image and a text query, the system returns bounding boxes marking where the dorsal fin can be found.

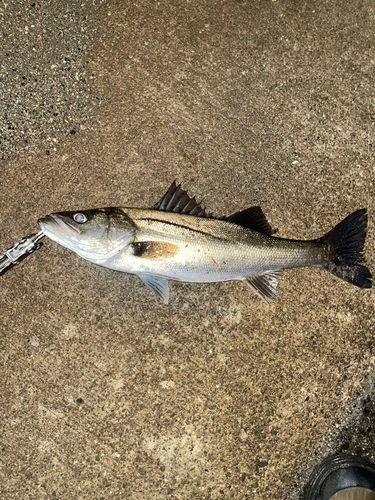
[152,181,209,217]
[226,207,275,236]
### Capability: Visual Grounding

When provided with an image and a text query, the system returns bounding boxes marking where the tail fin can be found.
[319,209,371,288]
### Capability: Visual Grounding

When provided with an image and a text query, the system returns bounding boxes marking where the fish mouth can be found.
[38,214,80,239]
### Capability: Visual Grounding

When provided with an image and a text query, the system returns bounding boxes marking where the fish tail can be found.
[318,209,372,288]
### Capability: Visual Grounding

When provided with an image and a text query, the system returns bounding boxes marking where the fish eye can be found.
[73,212,88,224]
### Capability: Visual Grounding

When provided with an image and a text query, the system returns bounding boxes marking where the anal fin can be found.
[138,274,170,304]
[244,270,283,304]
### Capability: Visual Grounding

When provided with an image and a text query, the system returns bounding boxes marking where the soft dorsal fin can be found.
[244,270,284,304]
[152,181,209,217]
[226,207,274,236]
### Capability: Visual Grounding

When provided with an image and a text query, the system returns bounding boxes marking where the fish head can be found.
[38,208,136,261]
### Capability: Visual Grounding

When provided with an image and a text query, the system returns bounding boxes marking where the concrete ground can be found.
[0,1,374,498]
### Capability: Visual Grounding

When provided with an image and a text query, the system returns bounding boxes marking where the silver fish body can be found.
[38,182,371,304]
[107,208,324,282]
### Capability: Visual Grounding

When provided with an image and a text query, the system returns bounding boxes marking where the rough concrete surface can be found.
[0,1,374,499]
[0,0,103,162]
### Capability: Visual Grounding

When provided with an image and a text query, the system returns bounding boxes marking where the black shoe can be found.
[302,454,375,499]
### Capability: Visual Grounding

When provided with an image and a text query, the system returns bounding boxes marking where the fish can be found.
[38,181,372,304]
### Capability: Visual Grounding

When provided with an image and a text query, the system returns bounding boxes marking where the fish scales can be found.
[115,208,324,282]
[38,181,371,304]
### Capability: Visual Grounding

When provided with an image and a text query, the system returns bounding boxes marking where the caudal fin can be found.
[319,209,372,288]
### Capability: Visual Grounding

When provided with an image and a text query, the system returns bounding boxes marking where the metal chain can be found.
[0,231,45,275]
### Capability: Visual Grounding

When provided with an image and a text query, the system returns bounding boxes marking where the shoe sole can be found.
[303,454,375,500]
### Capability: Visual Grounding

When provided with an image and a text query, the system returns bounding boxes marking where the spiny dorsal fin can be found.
[244,270,284,304]
[152,180,209,217]
[226,207,275,236]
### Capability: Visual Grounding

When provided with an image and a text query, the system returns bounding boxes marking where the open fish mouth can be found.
[38,214,80,239]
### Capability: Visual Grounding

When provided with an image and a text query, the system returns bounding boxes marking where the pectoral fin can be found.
[138,274,170,304]
[244,271,284,304]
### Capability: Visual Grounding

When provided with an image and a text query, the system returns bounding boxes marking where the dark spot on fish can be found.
[77,398,83,404]
[131,241,179,260]
[132,242,146,257]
